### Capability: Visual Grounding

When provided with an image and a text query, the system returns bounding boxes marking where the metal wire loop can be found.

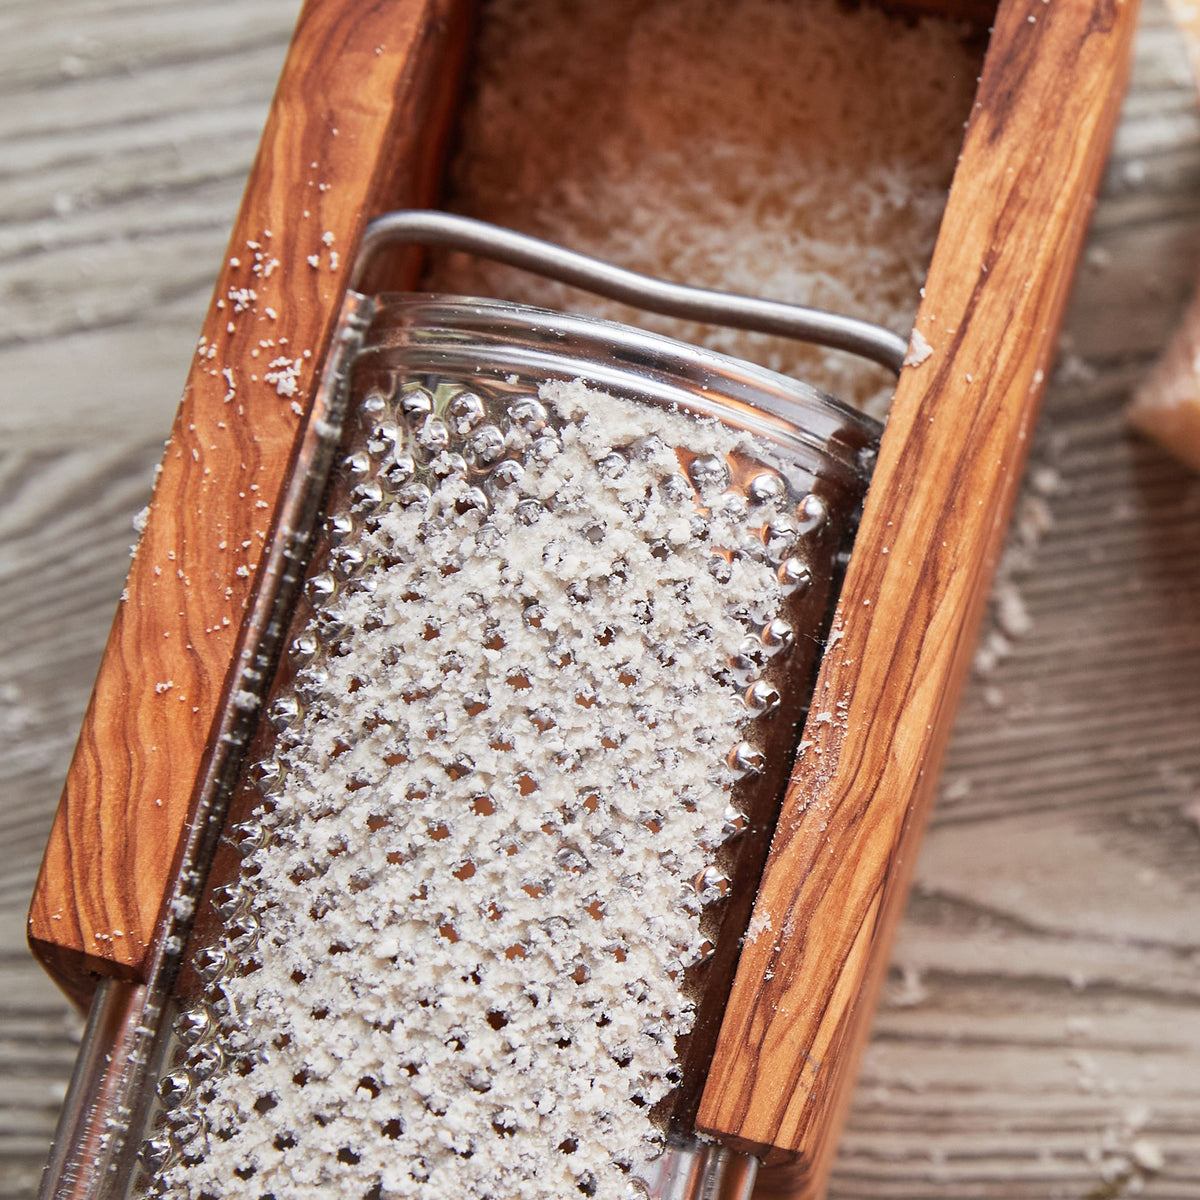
[353,210,909,375]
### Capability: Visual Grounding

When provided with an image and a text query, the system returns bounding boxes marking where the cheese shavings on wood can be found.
[1127,289,1200,471]
[425,0,981,418]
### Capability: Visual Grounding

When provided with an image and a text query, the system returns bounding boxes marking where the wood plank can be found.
[698,0,1143,1192]
[25,0,474,999]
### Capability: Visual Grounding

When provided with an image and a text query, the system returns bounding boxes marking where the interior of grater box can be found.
[25,0,1142,1198]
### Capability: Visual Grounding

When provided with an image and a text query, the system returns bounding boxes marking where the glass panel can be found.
[122,299,878,1200]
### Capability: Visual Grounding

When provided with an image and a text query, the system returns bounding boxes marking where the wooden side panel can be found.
[697,0,1140,1192]
[27,0,473,998]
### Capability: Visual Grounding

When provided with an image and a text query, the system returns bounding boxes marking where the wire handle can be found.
[353,210,909,375]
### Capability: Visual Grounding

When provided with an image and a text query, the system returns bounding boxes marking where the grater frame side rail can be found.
[696,0,1142,1195]
[26,0,477,1007]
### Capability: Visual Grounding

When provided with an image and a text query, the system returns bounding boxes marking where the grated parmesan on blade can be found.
[160,380,796,1200]
[425,0,981,419]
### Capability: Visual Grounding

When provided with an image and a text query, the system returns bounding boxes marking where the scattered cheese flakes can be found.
[904,328,933,367]
[1128,289,1200,472]
[264,356,302,398]
[1130,1139,1165,1173]
[227,287,257,313]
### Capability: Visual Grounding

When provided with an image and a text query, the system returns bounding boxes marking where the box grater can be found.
[33,213,891,1200]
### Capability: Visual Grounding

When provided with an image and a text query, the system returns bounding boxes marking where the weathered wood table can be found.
[1,1,1198,1197]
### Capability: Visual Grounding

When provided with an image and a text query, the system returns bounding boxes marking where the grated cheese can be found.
[424,0,980,418]
[160,380,797,1199]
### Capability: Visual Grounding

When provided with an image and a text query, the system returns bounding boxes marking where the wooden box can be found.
[26,0,1141,1196]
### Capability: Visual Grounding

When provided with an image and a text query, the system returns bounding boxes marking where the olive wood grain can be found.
[27,0,473,1004]
[697,0,1140,1193]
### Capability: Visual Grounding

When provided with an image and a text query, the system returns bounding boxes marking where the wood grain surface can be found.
[699,0,1141,1193]
[1,1,1199,1199]
[24,0,472,997]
